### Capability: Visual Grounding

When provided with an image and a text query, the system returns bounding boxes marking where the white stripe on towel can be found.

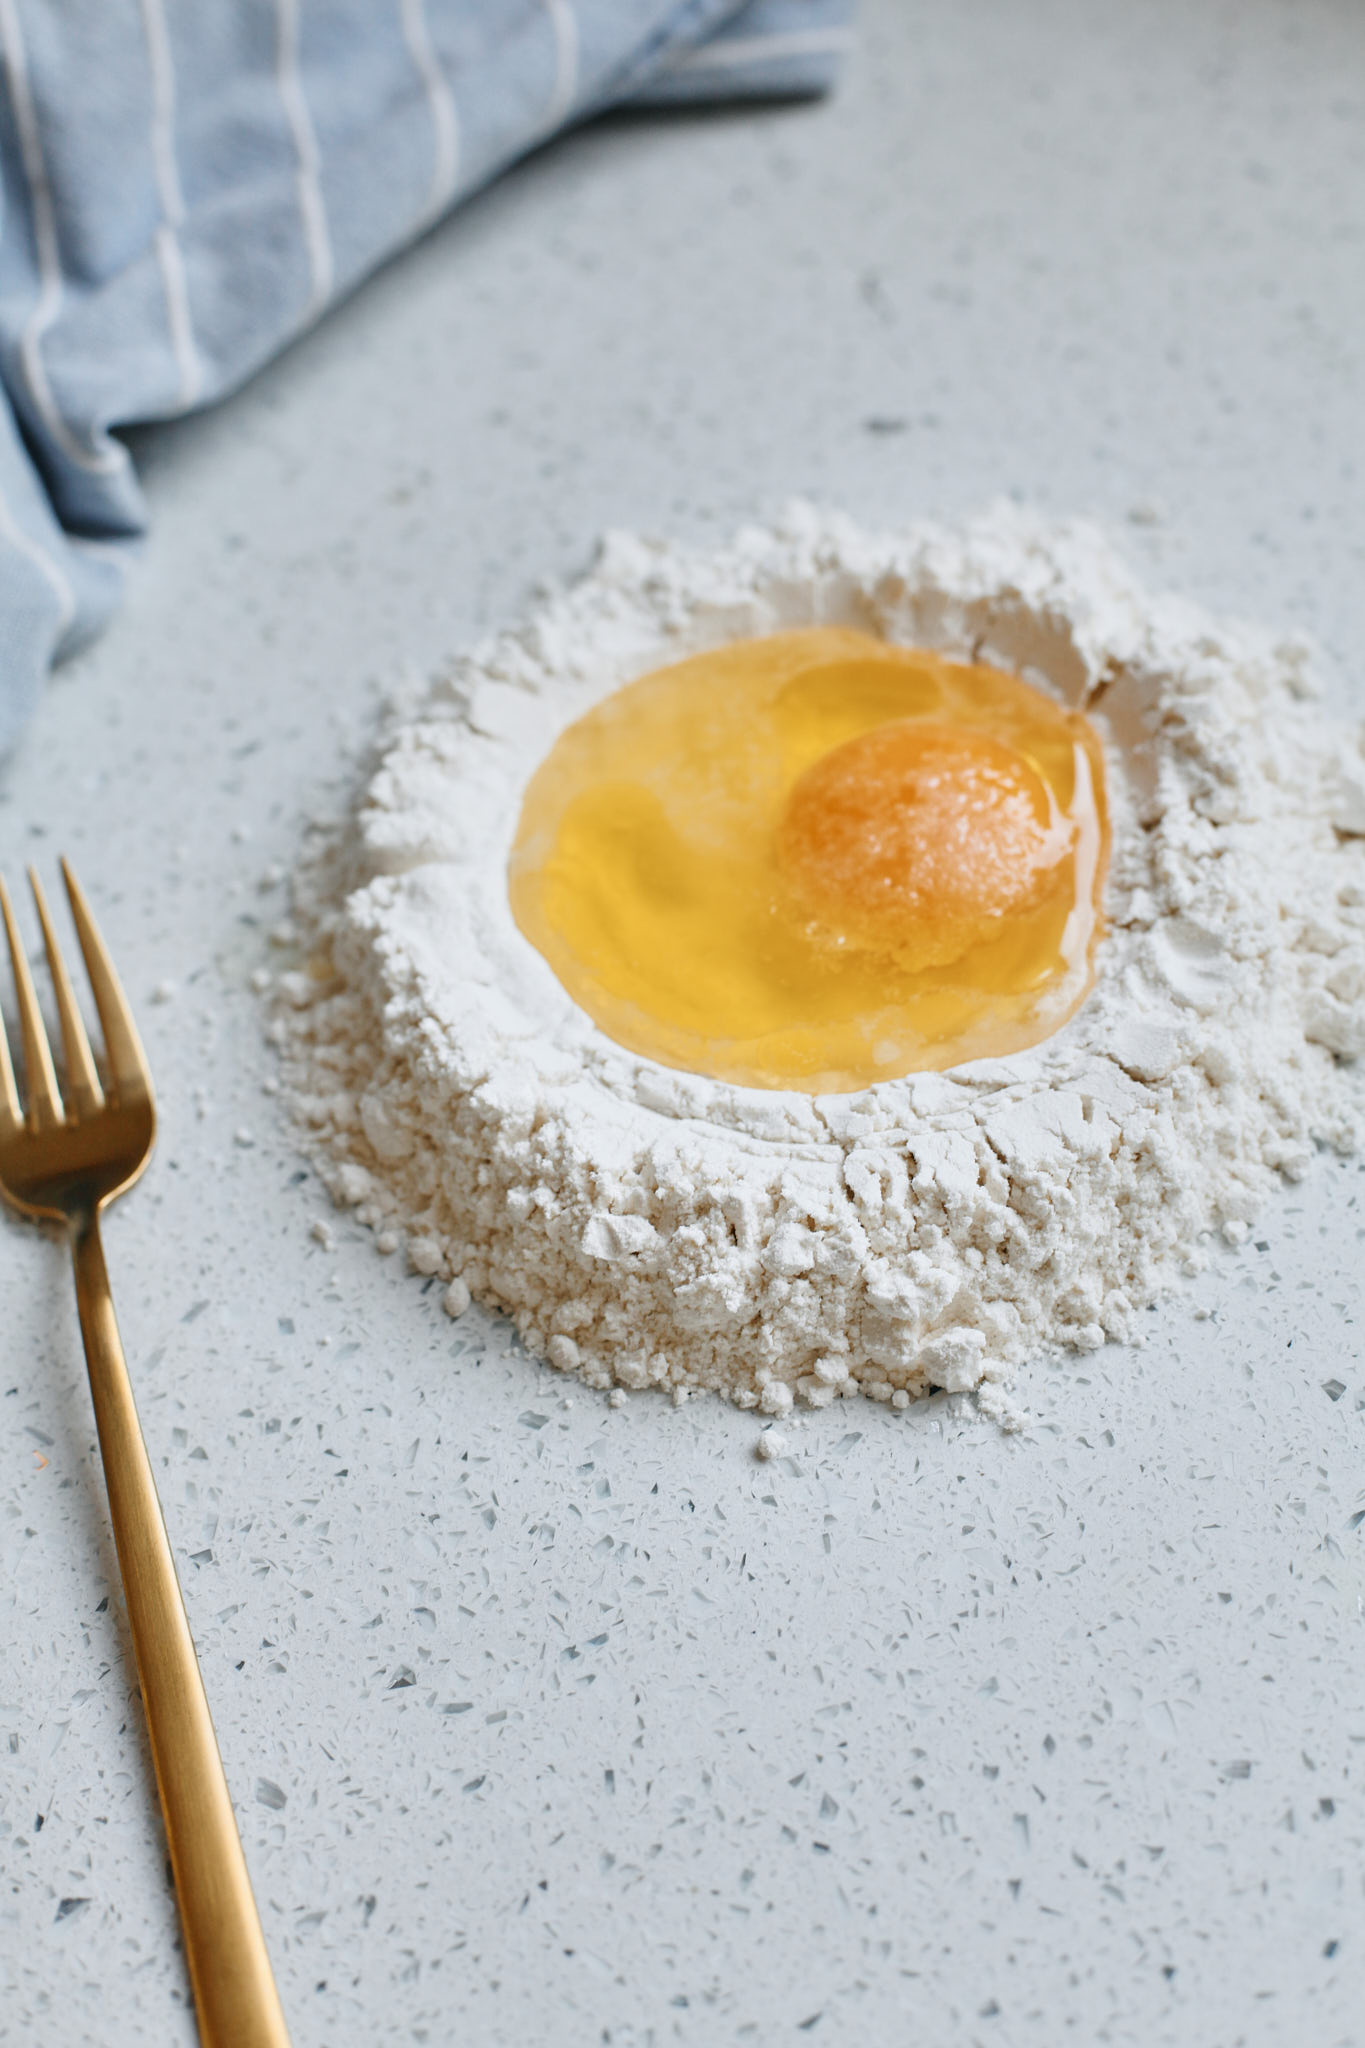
[0,0,127,477]
[542,0,579,129]
[69,534,131,571]
[663,26,854,73]
[139,0,205,408]
[275,0,335,322]
[398,0,461,226]
[0,479,77,637]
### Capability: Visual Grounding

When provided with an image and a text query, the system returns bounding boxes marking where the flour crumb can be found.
[443,1278,472,1319]
[755,1429,789,1462]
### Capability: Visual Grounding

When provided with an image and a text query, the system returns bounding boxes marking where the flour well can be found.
[274,508,1365,1420]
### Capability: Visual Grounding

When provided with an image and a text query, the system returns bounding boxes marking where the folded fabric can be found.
[0,0,852,750]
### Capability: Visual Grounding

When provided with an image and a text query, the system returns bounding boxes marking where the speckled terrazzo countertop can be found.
[3,4,1364,2044]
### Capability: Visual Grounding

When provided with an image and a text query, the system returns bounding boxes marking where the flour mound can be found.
[275,507,1365,1419]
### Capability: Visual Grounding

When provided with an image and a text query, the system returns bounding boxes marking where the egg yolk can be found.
[777,721,1069,972]
[508,629,1109,1093]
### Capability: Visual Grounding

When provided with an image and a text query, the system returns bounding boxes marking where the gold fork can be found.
[0,861,291,2048]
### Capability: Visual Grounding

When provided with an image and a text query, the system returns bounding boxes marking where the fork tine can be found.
[0,870,64,1129]
[0,938,20,1140]
[30,868,105,1118]
[60,858,152,1105]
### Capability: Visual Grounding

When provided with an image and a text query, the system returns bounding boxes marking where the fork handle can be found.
[74,1214,292,2048]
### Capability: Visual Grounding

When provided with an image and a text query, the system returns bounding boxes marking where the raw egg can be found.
[508,629,1109,1091]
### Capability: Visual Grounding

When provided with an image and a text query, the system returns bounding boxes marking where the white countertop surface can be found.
[3,4,1365,2043]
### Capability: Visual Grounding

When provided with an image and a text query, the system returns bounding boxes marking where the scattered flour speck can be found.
[274,506,1365,1421]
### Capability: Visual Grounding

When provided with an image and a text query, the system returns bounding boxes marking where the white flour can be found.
[273,507,1365,1422]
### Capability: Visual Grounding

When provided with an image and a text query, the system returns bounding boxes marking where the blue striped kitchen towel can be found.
[0,0,852,750]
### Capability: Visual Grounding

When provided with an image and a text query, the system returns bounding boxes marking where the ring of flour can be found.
[276,506,1365,1422]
